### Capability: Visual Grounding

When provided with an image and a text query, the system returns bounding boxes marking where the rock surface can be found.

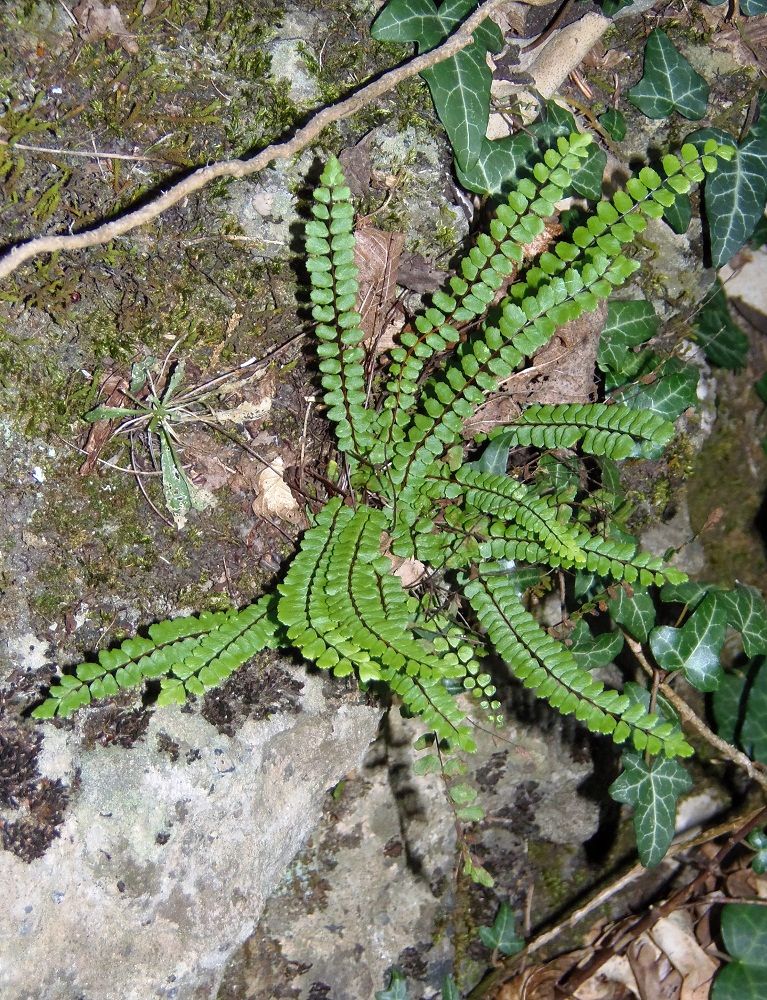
[0,666,381,1000]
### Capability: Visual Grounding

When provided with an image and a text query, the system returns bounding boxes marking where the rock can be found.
[720,247,767,334]
[220,708,600,998]
[0,667,381,1000]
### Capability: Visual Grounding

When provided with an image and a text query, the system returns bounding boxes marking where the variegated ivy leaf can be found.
[599,108,626,141]
[608,588,656,643]
[664,191,692,234]
[693,280,748,370]
[370,0,503,172]
[609,750,693,866]
[713,659,767,764]
[477,902,524,956]
[628,30,709,121]
[457,103,605,197]
[688,101,767,266]
[597,299,659,381]
[569,620,624,670]
[649,591,728,691]
[718,583,767,658]
[713,904,767,1000]
[621,358,698,422]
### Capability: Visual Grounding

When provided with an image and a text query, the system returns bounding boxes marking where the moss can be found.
[687,380,767,588]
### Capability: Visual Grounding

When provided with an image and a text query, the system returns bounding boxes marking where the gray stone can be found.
[220,708,600,998]
[0,672,381,1000]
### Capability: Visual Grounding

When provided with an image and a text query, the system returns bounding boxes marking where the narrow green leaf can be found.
[376,969,410,1000]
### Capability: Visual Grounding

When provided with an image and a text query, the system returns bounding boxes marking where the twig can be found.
[0,0,504,281]
[468,801,767,998]
[0,138,175,164]
[624,633,767,794]
[555,803,767,996]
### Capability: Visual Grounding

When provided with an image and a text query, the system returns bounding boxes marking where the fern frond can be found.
[488,402,674,460]
[374,132,595,458]
[385,138,733,486]
[307,157,373,462]
[32,595,282,718]
[581,534,687,586]
[278,498,468,687]
[389,252,641,488]
[461,570,693,758]
[452,466,587,564]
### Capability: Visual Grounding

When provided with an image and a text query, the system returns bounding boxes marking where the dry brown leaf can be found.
[78,371,131,476]
[713,16,767,77]
[396,252,446,293]
[574,954,638,999]
[462,390,520,437]
[517,297,607,405]
[252,457,303,526]
[339,138,374,199]
[627,937,680,1000]
[389,556,426,588]
[649,911,717,1000]
[354,226,405,353]
[73,0,139,54]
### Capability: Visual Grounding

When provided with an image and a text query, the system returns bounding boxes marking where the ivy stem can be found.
[623,633,767,794]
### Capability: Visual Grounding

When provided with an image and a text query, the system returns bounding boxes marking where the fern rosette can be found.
[35,136,733,834]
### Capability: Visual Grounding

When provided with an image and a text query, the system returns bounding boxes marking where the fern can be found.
[35,134,735,868]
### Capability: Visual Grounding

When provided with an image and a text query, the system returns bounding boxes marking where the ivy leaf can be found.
[622,359,699,421]
[528,103,607,200]
[743,665,767,761]
[441,975,460,1000]
[597,300,660,379]
[457,103,602,196]
[628,30,709,120]
[712,670,746,745]
[569,620,624,670]
[456,132,537,195]
[371,0,503,171]
[376,969,409,1000]
[742,0,767,14]
[659,581,710,606]
[477,902,524,956]
[693,280,749,370]
[422,38,501,172]
[746,830,767,874]
[717,583,767,657]
[608,588,656,642]
[599,108,626,141]
[713,905,767,1000]
[713,659,767,764]
[664,192,692,234]
[609,750,693,866]
[649,591,727,691]
[688,104,767,266]
[569,145,607,201]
